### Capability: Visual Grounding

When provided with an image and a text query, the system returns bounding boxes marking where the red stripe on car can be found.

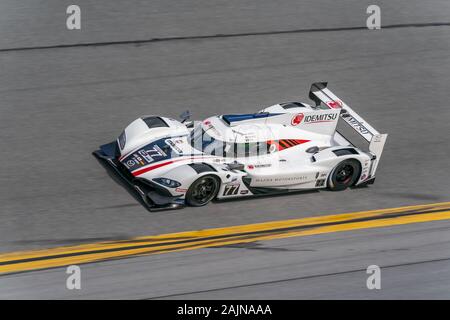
[131,156,214,177]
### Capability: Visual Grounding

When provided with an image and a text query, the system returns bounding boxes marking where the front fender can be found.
[156,162,246,198]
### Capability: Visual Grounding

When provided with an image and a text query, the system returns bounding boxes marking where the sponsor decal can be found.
[124,146,167,169]
[138,149,153,163]
[345,116,370,134]
[254,176,308,183]
[203,120,221,136]
[254,163,271,168]
[315,179,326,187]
[175,187,188,193]
[223,184,240,196]
[291,113,304,126]
[269,144,277,153]
[327,100,343,109]
[131,153,145,166]
[121,137,178,171]
[240,190,249,195]
[165,139,183,154]
[247,164,271,169]
[304,113,338,124]
[152,145,167,157]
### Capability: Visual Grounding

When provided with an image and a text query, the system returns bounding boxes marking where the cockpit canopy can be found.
[189,125,275,158]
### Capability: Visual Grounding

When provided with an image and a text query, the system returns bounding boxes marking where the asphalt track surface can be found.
[0,0,450,299]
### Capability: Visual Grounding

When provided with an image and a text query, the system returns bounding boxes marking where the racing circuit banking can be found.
[1,201,450,275]
[1,0,450,300]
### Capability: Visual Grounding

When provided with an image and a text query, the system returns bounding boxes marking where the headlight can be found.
[152,177,181,188]
[118,131,126,150]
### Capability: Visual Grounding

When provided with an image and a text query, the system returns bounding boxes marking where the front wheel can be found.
[185,175,220,207]
[328,159,361,191]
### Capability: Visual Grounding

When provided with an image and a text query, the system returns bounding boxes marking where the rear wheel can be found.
[185,175,220,207]
[328,159,361,191]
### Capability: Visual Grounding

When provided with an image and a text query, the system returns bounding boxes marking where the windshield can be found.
[190,125,229,156]
[190,125,272,158]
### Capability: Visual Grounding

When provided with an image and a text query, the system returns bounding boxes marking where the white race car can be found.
[94,83,387,211]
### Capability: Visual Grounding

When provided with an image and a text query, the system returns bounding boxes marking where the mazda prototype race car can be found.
[93,83,388,211]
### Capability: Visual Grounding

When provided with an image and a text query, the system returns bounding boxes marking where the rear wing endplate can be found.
[309,82,388,175]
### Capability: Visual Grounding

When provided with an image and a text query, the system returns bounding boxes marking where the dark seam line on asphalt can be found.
[0,234,290,277]
[144,256,450,299]
[0,206,447,267]
[1,22,449,53]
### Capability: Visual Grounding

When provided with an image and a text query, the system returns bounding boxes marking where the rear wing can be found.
[309,82,388,175]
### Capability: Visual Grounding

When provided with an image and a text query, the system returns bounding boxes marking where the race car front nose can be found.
[98,141,120,159]
[118,130,126,150]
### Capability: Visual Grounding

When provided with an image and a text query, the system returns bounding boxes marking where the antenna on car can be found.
[179,110,191,123]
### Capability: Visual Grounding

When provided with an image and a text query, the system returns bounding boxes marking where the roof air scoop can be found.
[142,116,169,129]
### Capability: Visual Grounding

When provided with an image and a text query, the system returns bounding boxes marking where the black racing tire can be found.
[328,159,361,191]
[185,175,220,207]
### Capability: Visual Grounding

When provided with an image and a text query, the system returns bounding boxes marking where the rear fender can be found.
[312,147,371,185]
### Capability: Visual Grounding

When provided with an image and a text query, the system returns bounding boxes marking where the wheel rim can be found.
[335,164,354,184]
[190,177,218,205]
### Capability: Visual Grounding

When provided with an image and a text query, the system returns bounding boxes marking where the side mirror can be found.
[227,162,245,171]
[184,120,194,128]
[179,110,191,123]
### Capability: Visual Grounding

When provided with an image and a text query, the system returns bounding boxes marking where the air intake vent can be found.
[142,116,169,129]
[188,163,216,173]
[333,148,359,156]
[280,102,306,109]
